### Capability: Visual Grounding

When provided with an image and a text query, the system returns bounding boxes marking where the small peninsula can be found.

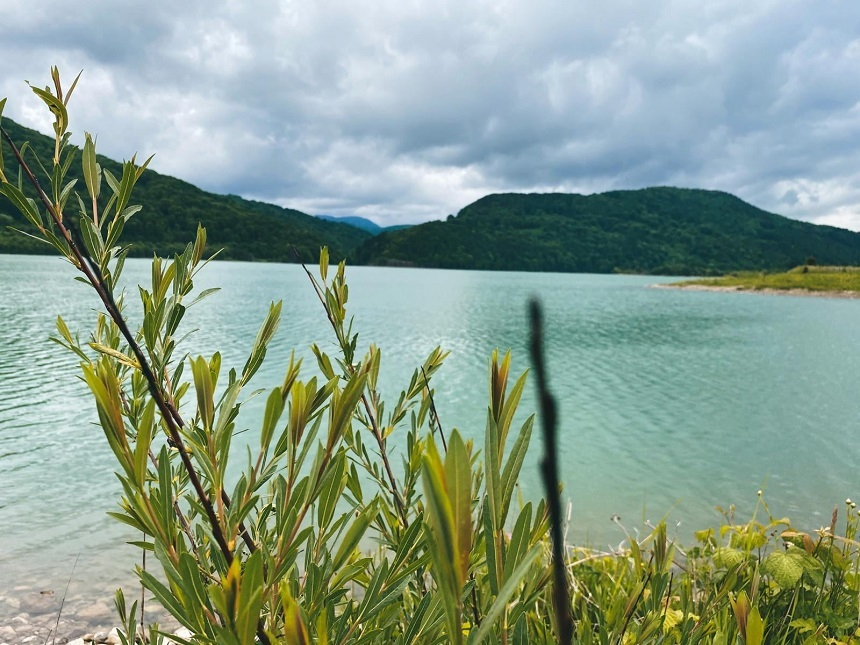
[667,265,860,298]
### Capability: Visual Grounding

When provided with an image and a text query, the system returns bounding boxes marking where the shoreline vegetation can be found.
[664,265,860,298]
[6,70,860,644]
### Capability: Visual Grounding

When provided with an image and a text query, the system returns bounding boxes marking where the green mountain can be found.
[317,214,413,236]
[0,118,371,262]
[354,189,860,275]
[317,215,384,234]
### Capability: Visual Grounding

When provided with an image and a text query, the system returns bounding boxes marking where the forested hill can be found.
[0,118,371,262]
[354,189,860,275]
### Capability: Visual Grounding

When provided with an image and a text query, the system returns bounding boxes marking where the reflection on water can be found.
[2,255,860,618]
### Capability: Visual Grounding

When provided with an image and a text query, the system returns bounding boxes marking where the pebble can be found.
[76,602,113,621]
[0,594,186,645]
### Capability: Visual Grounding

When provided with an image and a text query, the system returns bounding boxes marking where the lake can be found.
[2,254,859,621]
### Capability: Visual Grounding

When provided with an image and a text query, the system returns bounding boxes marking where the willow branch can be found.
[1,127,271,645]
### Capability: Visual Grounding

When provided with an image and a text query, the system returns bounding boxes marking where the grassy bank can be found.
[673,265,860,294]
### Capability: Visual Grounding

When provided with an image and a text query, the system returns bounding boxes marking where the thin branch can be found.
[48,553,78,645]
[529,299,574,645]
[421,367,448,453]
[140,533,146,640]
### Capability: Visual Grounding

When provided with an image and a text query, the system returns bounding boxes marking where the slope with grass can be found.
[355,189,860,275]
[0,118,371,261]
[670,265,860,296]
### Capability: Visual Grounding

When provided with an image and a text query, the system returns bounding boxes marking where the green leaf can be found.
[333,498,378,570]
[500,415,534,528]
[132,398,155,486]
[316,450,347,529]
[192,224,207,265]
[279,583,309,645]
[235,551,265,644]
[469,543,542,644]
[0,183,42,230]
[512,615,528,645]
[82,132,101,202]
[241,301,282,384]
[762,546,823,589]
[422,435,463,642]
[114,160,137,218]
[79,213,104,258]
[713,547,745,570]
[445,429,472,587]
[260,386,285,452]
[328,373,367,451]
[484,413,501,528]
[190,355,215,429]
[30,84,68,138]
[498,369,528,448]
[502,503,532,585]
[483,496,499,596]
[312,344,336,380]
[320,246,329,281]
[746,606,764,645]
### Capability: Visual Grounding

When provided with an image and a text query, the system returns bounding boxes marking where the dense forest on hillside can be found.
[356,189,860,275]
[5,117,860,275]
[0,118,370,261]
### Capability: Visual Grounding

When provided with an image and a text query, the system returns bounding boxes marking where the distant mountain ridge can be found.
[4,116,858,275]
[316,214,412,236]
[355,188,860,275]
[0,118,371,262]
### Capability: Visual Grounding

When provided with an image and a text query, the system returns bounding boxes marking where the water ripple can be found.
[3,259,860,592]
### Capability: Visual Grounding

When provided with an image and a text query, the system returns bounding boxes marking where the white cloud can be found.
[1,0,859,227]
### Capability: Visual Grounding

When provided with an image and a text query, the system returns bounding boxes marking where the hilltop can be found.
[355,189,860,275]
[0,118,371,262]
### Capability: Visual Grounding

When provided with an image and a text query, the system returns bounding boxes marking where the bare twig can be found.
[529,299,574,645]
[48,554,79,645]
[421,367,448,453]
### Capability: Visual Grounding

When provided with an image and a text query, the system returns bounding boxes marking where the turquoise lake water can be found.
[2,254,859,618]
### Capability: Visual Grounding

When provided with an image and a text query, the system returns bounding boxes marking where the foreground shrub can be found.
[3,70,860,645]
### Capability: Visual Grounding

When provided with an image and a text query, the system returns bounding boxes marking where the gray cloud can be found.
[2,0,859,228]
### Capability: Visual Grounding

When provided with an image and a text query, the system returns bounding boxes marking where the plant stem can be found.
[422,367,448,453]
[529,299,574,645]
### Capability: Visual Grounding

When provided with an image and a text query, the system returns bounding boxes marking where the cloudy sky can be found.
[2,0,859,228]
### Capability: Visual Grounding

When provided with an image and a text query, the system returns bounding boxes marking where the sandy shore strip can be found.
[651,283,860,299]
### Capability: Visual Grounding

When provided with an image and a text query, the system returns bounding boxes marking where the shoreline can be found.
[652,282,860,299]
[0,586,180,645]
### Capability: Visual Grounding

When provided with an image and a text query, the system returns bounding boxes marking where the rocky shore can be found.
[0,587,182,645]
